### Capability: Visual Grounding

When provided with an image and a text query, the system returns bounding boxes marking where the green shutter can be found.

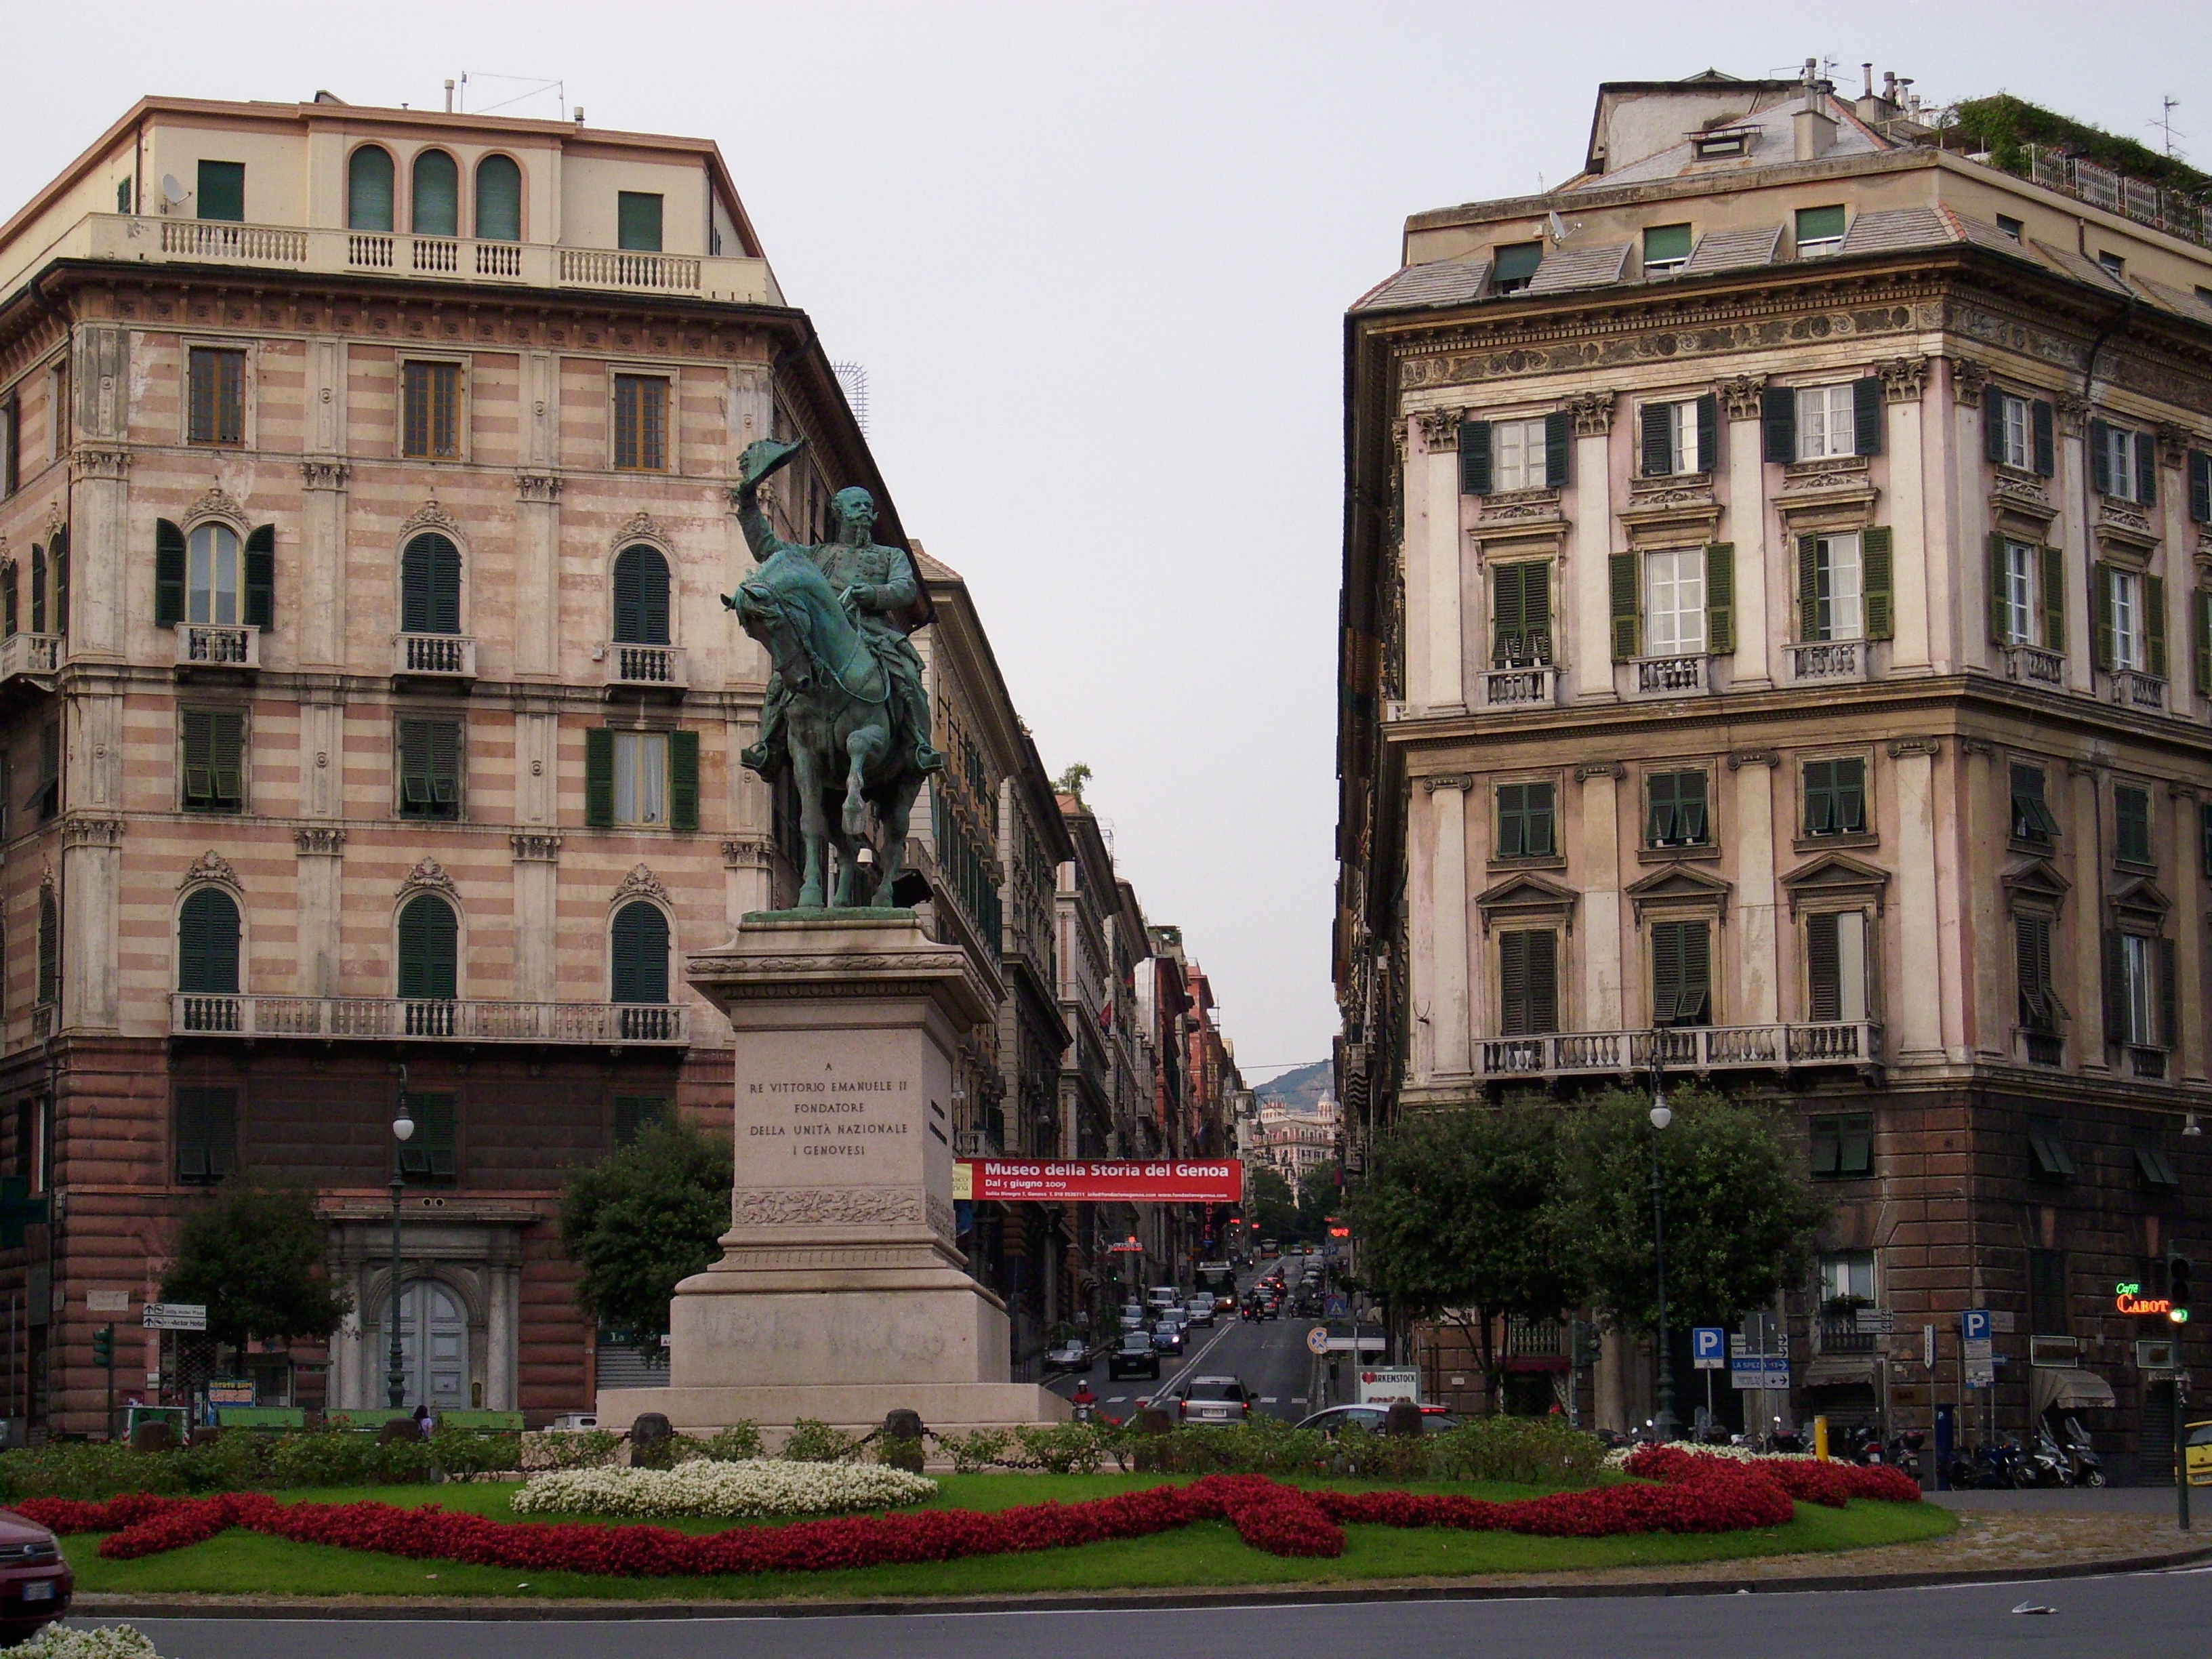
[669,729,699,831]
[1797,533,1822,641]
[1528,929,1557,1033]
[2146,573,2169,680]
[1983,384,2007,464]
[1640,401,1672,476]
[617,191,664,252]
[1492,562,1523,664]
[1524,560,1552,662]
[2191,451,2212,523]
[1704,542,1734,654]
[28,544,43,634]
[2093,563,2116,672]
[1805,758,1835,835]
[2041,546,2066,653]
[1988,532,2010,644]
[2159,935,2179,1048]
[182,709,215,807]
[37,888,58,1005]
[243,525,274,630]
[1837,758,1867,833]
[1681,921,1711,1021]
[1529,782,1555,857]
[2089,420,2112,495]
[1608,552,1639,661]
[155,520,186,627]
[399,1093,458,1180]
[429,722,459,811]
[1499,929,1530,1034]
[611,901,671,1003]
[211,711,244,809]
[2196,590,2212,698]
[2033,400,2055,477]
[1542,411,1571,489]
[2101,930,2126,1042]
[1807,911,1841,1021]
[1458,420,1490,495]
[397,896,458,1001]
[1694,395,1717,472]
[1862,527,1894,641]
[1852,376,1884,455]
[196,161,245,222]
[585,728,616,827]
[52,529,67,638]
[2137,432,2158,508]
[178,887,239,995]
[1762,386,1795,463]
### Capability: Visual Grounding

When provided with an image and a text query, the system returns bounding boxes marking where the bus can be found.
[1195,1262,1236,1296]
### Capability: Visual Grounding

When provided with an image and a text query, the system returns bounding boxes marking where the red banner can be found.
[961,1159,1243,1203]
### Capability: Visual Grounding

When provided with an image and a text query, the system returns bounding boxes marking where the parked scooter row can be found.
[1945,1416,2106,1488]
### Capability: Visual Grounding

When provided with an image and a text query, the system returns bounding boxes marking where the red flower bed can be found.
[14,1449,1917,1577]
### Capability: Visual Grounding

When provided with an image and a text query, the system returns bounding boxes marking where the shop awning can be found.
[1801,1355,1876,1388]
[2031,1366,2116,1418]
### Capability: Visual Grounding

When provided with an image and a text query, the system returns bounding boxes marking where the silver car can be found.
[1175,1376,1254,1423]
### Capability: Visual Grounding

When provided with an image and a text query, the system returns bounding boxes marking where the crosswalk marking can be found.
[1259,1396,1278,1404]
[1107,1396,1127,1403]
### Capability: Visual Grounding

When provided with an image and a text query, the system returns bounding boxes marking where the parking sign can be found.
[1961,1309,1991,1342]
[1692,1328,1725,1370]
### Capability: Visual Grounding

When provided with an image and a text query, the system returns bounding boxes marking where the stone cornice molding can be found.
[293,827,347,857]
[398,855,457,898]
[1879,355,1930,403]
[614,863,669,904]
[509,832,562,863]
[177,849,238,890]
[730,1187,924,1227]
[299,459,351,491]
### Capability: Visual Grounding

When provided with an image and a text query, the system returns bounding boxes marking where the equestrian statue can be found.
[724,438,945,910]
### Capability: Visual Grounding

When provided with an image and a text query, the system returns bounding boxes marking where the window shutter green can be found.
[211,711,244,809]
[196,161,245,222]
[52,529,67,638]
[28,544,43,634]
[1862,527,1894,641]
[585,728,616,827]
[1608,552,1639,661]
[429,722,459,811]
[411,150,459,237]
[2032,400,2055,477]
[2196,590,2212,697]
[1797,533,1822,642]
[243,524,274,630]
[1523,929,1557,1033]
[2100,930,2126,1042]
[1987,532,2010,644]
[1761,386,1795,463]
[1679,771,1708,843]
[2191,451,2212,523]
[182,709,214,807]
[1704,542,1734,653]
[1640,402,1672,476]
[178,886,240,994]
[2137,432,2158,507]
[613,1095,670,1147]
[1652,921,1682,1025]
[2093,562,2116,672]
[1680,920,1711,1021]
[37,887,58,1005]
[2041,546,2066,653]
[1852,376,1884,455]
[155,520,186,627]
[4,560,16,636]
[617,191,664,252]
[1694,395,1717,471]
[401,533,462,634]
[1836,758,1866,833]
[399,1092,458,1180]
[1807,911,1841,1022]
[2146,573,2169,679]
[611,901,671,1003]
[1983,384,2007,464]
[1500,930,1530,1033]
[1523,560,1552,662]
[1528,782,1555,857]
[397,895,458,1000]
[2158,935,2178,1048]
[476,155,523,241]
[1805,759,1834,835]
[2089,419,2111,495]
[1542,411,1571,489]
[1492,562,1523,665]
[1457,420,1490,495]
[669,729,699,831]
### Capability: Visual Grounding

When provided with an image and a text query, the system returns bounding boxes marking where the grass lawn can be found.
[64,1473,1957,1602]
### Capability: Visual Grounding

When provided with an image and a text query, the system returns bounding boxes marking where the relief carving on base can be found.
[731,1187,924,1227]
[926,1192,957,1244]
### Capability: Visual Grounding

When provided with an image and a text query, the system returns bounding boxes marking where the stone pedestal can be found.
[596,911,1067,1436]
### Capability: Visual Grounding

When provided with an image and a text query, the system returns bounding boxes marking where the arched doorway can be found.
[393,1279,469,1411]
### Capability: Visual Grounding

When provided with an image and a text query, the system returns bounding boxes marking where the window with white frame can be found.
[1795,384,1858,460]
[1645,547,1706,655]
[187,523,241,625]
[2121,931,2158,1047]
[1818,1249,1876,1305]
[1995,392,2032,471]
[1808,533,1864,641]
[2109,567,2143,670]
[2096,420,2150,504]
[1492,416,1550,491]
[613,730,669,826]
[1999,539,2037,644]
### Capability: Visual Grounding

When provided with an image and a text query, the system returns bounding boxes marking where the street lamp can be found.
[1647,1042,1679,1442]
[387,1069,415,1412]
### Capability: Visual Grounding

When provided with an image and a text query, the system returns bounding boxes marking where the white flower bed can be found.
[1603,1442,1814,1471]
[510,1460,936,1519]
[15,1626,164,1659]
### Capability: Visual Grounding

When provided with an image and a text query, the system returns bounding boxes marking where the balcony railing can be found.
[1788,640,1866,684]
[1481,663,1559,708]
[1474,1021,1881,1080]
[0,633,60,682]
[2022,147,2211,247]
[171,994,689,1046]
[557,247,702,292]
[1816,1317,1877,1356]
[174,623,260,670]
[1631,654,1706,696]
[160,218,308,262]
[1505,1320,1568,1358]
[2004,643,2065,687]
[394,633,477,680]
[2109,669,2166,712]
[604,642,688,691]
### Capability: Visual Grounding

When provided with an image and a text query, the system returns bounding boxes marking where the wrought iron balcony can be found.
[1815,1317,1877,1356]
[174,623,260,671]
[171,994,688,1046]
[1474,1021,1881,1081]
[2003,644,2066,688]
[1787,640,1866,684]
[602,642,688,693]
[0,633,60,684]
[393,633,477,682]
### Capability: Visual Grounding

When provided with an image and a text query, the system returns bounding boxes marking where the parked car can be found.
[1108,1332,1162,1380]
[1171,1376,1254,1423]
[0,1509,72,1645]
[2187,1419,2212,1487]
[1294,1404,1459,1436]
[1043,1340,1093,1374]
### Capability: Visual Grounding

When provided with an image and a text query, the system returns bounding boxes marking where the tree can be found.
[1563,1084,1826,1335]
[1350,1101,1580,1412]
[1053,762,1092,802]
[1248,1166,1303,1244]
[559,1118,733,1340]
[161,1185,352,1353]
[1295,1160,1340,1240]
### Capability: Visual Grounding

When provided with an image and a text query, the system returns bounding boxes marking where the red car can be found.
[0,1507,71,1643]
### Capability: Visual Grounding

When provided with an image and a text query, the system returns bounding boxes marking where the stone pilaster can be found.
[509,831,562,1003]
[60,814,123,1031]
[298,459,351,670]
[1576,762,1623,1031]
[1425,774,1471,1075]
[1729,750,1781,1023]
[293,826,346,998]
[1720,376,1771,687]
[1889,739,1944,1062]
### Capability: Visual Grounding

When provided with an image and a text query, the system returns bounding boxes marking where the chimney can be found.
[443,79,454,113]
[573,106,586,127]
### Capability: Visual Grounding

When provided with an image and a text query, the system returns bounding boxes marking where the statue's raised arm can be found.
[732,438,810,565]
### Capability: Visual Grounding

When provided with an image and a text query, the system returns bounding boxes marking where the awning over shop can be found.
[1801,1355,1877,1388]
[2031,1366,2116,1418]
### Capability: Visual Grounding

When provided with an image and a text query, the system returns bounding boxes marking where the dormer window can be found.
[1692,128,1753,160]
[1643,223,1692,276]
[1494,242,1542,293]
[1795,205,1847,258]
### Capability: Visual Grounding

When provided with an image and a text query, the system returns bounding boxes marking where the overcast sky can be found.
[4,3,2205,1080]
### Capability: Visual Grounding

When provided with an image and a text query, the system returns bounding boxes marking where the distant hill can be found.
[1254,1059,1330,1112]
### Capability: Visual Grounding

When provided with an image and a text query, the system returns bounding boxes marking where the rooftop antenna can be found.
[2152,96,2185,159]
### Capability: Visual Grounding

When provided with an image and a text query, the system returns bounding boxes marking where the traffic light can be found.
[2169,1254,2193,1324]
[91,1325,114,1368]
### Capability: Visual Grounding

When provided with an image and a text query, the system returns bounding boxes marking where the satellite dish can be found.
[160,174,188,207]
[1545,210,1571,245]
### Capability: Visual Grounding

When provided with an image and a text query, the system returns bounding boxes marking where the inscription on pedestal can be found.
[746,1067,913,1163]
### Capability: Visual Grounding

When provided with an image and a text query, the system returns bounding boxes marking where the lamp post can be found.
[1648,1038,1679,1441]
[387,1069,415,1412]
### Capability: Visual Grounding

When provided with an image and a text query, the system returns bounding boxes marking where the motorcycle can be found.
[1841,1423,1885,1465]
[1952,1435,2024,1490]
[1885,1429,1925,1483]
[2057,1414,2108,1488]
[1765,1419,1807,1455]
[2012,1422,2075,1488]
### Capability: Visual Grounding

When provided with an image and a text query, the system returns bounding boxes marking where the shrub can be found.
[779,1418,859,1463]
[1426,1418,1606,1486]
[930,1429,1011,1474]
[694,1422,762,1462]
[523,1429,624,1472]
[510,1461,935,1519]
[16,1622,166,1658]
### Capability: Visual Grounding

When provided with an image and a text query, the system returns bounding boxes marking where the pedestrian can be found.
[412,1402,434,1438]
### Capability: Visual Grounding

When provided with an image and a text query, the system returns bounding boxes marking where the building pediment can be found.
[1782,852,1892,914]
[1625,861,1730,922]
[2001,856,2071,903]
[1475,872,1578,932]
[2108,874,2171,922]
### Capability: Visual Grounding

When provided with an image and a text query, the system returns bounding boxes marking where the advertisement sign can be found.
[960,1160,1243,1204]
[1357,1368,1421,1406]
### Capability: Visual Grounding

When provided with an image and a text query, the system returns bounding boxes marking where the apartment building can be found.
[1336,68,2212,1470]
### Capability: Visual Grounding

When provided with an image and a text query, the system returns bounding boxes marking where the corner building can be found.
[1337,70,2212,1473]
[0,94,913,1431]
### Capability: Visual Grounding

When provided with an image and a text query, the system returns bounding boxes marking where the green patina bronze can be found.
[724,438,945,910]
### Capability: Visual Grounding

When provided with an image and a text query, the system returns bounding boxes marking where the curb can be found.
[74,1540,2212,1621]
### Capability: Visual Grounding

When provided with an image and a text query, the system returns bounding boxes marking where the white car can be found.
[1187,1293,1216,1327]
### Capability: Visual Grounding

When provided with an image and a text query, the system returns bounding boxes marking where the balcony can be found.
[0,633,60,685]
[2003,644,2066,688]
[1481,663,1559,709]
[1474,1021,1881,1082]
[170,994,688,1046]
[394,633,477,684]
[1629,654,1706,697]
[602,642,688,695]
[2108,669,2166,712]
[1787,640,1866,684]
[1815,1316,1878,1357]
[173,623,260,673]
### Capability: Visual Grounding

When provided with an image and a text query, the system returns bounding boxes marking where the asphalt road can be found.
[1046,1261,1325,1422]
[86,1567,2212,1658]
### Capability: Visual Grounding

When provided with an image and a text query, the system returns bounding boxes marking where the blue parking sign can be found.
[1961,1309,1991,1342]
[1692,1327,1726,1370]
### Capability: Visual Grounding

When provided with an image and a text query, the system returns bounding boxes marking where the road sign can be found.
[141,1303,207,1332]
[1325,1336,1387,1353]
[1923,1324,1938,1368]
[1692,1328,1726,1370]
[1855,1307,1896,1334]
[1730,1355,1789,1390]
[1961,1309,1992,1343]
[1307,1326,1331,1356]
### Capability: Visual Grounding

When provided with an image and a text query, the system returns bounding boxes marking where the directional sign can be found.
[1923,1324,1938,1368]
[1692,1328,1726,1371]
[141,1303,207,1332]
[1306,1325,1331,1356]
[1326,1336,1388,1353]
[1730,1355,1789,1390]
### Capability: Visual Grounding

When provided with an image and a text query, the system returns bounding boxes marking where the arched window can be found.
[187,523,240,625]
[400,533,462,634]
[610,902,670,1004]
[348,146,394,232]
[611,545,671,644]
[396,893,458,1002]
[474,155,522,241]
[411,150,459,237]
[178,887,241,995]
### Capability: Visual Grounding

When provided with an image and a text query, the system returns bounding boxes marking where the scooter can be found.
[2011,1421,2075,1488]
[2057,1414,2108,1487]
[1765,1420,1807,1454]
[1954,1434,2024,1490]
[1886,1429,1925,1483]
[1842,1423,1885,1465]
